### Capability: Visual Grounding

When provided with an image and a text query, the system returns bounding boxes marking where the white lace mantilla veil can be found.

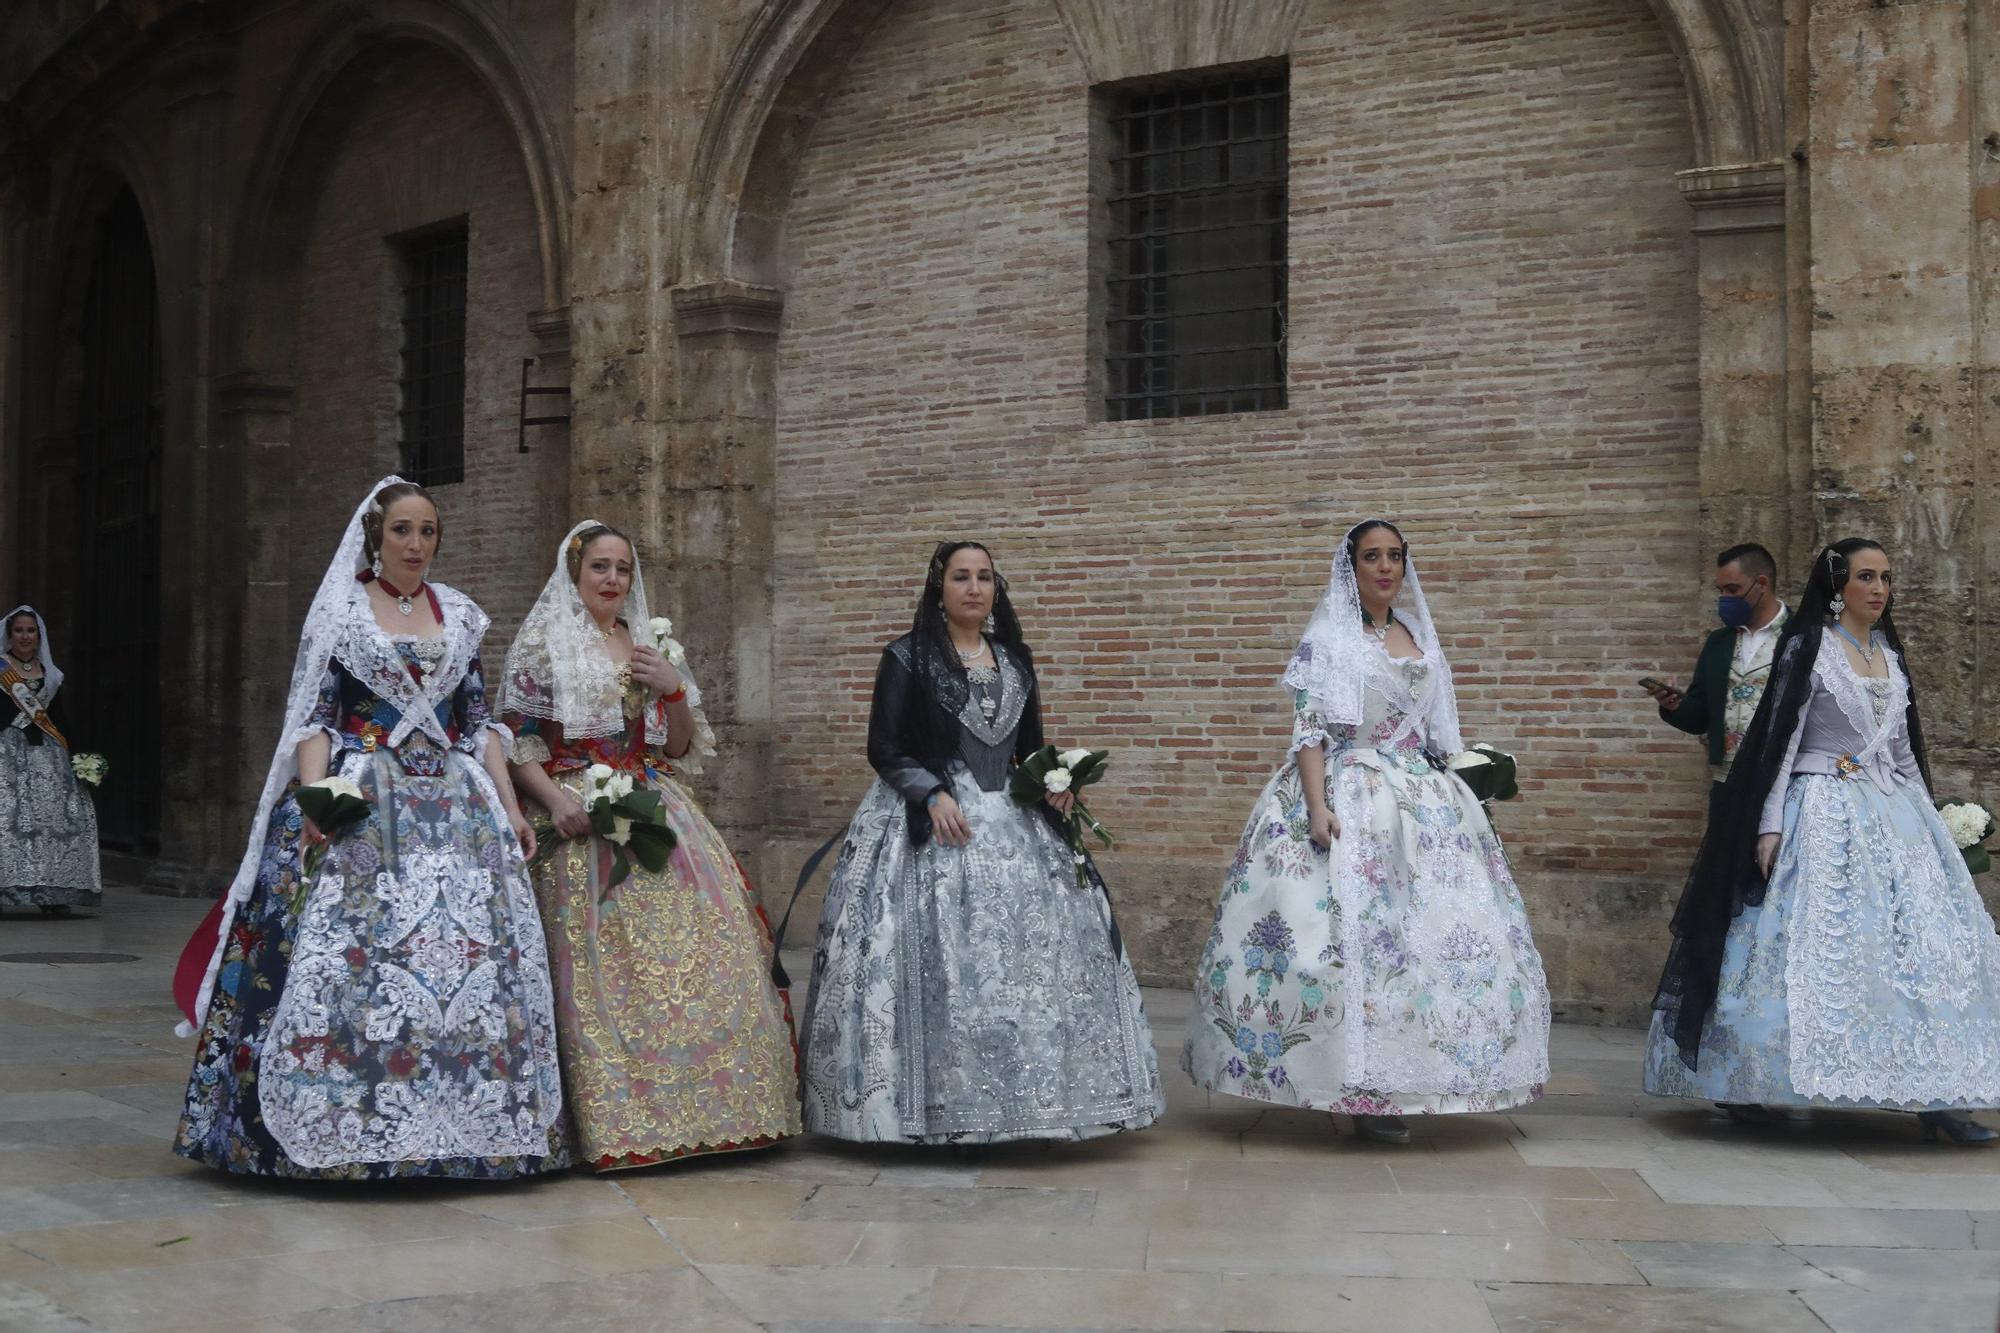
[499,519,717,770]
[1278,519,1465,755]
[178,473,503,1037]
[2,605,63,703]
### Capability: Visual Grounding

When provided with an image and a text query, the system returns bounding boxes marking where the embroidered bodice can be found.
[310,637,497,774]
[507,693,666,777]
[1291,645,1436,773]
[873,637,1034,802]
[1758,636,1924,834]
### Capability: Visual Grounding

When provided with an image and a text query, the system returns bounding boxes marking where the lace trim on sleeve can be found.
[512,731,552,766]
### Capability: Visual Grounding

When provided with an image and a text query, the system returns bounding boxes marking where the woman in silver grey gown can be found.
[0,606,101,916]
[799,542,1164,1143]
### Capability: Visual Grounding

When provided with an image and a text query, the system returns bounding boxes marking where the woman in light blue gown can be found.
[1647,539,2000,1143]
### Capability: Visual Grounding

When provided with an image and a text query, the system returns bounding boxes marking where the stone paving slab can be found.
[1,885,1998,1331]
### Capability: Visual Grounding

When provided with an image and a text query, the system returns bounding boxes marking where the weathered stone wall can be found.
[285,42,566,653]
[1799,0,2000,919]
[767,0,1705,1014]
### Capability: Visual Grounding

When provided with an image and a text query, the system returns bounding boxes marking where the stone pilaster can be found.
[667,279,780,857]
[1677,161,1798,572]
[1806,1,1978,747]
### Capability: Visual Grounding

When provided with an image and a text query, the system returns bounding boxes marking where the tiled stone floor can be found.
[2,885,1998,1332]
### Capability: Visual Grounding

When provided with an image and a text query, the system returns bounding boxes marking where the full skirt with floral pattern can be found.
[175,738,570,1179]
[1184,749,1551,1115]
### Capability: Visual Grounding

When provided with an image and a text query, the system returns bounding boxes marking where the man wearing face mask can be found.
[1648,543,1788,804]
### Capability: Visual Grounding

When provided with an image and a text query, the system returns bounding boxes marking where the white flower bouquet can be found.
[581,762,677,886]
[1009,745,1114,888]
[292,774,372,908]
[70,752,108,787]
[645,616,689,669]
[1447,744,1520,805]
[1939,800,1995,876]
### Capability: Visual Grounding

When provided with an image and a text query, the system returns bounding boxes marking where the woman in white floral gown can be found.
[1184,520,1550,1143]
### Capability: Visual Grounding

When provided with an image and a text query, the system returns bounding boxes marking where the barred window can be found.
[393,221,468,485]
[1103,65,1289,421]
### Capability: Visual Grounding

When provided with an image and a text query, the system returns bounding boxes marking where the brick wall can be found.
[288,43,568,660]
[770,0,1705,1018]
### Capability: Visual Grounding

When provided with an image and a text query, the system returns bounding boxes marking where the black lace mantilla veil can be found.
[867,540,1043,847]
[1653,539,1932,1068]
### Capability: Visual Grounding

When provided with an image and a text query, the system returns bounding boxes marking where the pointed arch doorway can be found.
[70,188,163,853]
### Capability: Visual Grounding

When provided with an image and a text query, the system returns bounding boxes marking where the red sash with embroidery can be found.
[1,663,65,747]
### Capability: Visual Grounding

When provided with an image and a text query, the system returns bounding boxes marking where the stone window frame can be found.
[1090,59,1290,423]
[390,216,470,487]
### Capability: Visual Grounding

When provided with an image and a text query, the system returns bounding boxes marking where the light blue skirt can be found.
[1645,773,2000,1110]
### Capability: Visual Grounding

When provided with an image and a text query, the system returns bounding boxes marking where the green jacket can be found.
[1660,626,1737,767]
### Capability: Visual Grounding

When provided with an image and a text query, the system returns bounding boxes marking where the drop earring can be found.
[371,554,383,579]
[1830,592,1846,617]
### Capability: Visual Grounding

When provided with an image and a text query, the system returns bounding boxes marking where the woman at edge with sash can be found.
[0,606,101,916]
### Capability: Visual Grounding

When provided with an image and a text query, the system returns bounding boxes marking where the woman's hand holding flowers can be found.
[628,643,682,696]
[547,789,593,839]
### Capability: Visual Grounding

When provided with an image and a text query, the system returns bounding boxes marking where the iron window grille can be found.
[394,221,468,485]
[1104,65,1289,421]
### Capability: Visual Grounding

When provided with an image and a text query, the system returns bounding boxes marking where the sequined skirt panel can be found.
[0,727,101,906]
[529,768,800,1168]
[801,770,1164,1144]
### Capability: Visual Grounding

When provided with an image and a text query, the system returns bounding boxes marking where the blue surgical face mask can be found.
[1717,586,1762,629]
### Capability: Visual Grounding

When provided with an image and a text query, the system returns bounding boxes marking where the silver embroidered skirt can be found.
[0,727,102,909]
[800,767,1164,1143]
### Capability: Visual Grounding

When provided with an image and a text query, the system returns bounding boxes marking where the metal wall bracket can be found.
[518,356,570,453]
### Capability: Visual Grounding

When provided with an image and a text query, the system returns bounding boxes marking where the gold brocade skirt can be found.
[530,768,800,1169]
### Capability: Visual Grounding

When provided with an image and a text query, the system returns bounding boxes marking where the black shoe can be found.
[1353,1114,1410,1145]
[1918,1110,1999,1145]
[1718,1102,1780,1126]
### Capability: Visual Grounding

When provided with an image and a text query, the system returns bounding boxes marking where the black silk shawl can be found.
[866,631,1049,847]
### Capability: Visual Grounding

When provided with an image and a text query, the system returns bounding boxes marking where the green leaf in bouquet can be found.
[615,787,663,819]
[1067,751,1111,787]
[1966,845,1992,877]
[626,821,678,874]
[294,786,372,838]
[1009,745,1061,807]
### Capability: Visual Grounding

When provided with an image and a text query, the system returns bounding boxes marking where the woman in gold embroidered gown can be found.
[501,521,799,1169]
